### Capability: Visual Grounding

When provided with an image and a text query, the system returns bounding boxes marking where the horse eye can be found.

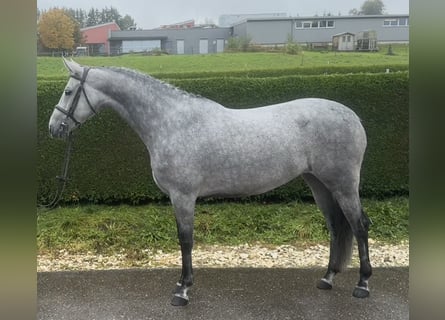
[65,89,72,95]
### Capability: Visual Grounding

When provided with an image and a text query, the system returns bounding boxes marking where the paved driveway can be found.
[38,267,408,320]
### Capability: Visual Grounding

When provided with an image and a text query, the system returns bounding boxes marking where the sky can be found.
[37,0,409,29]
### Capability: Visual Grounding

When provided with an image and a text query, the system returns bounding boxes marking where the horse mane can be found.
[100,66,203,100]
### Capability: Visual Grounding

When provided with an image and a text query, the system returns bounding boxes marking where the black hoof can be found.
[171,294,189,306]
[352,286,370,298]
[316,278,333,290]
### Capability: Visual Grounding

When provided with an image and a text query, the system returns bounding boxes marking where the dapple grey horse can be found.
[49,59,372,306]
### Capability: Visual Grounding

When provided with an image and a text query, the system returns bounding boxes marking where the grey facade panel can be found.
[247,20,292,44]
[232,23,248,39]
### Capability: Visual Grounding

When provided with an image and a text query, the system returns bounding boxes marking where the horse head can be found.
[49,58,99,139]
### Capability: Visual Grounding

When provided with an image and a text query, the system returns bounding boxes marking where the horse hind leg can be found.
[332,186,372,298]
[302,173,354,291]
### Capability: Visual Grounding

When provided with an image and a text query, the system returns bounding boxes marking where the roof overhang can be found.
[109,35,168,41]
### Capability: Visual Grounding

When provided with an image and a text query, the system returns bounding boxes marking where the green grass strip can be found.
[37,197,408,256]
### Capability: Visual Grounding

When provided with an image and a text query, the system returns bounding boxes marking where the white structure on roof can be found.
[219,13,287,27]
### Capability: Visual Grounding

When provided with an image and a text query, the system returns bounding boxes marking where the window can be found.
[399,18,408,26]
[295,20,335,29]
[383,18,409,27]
[122,40,161,53]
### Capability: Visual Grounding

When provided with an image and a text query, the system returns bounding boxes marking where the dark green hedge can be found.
[37,72,408,204]
[37,64,408,81]
[155,64,408,80]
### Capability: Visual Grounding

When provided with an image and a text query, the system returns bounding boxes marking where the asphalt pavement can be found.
[38,267,408,320]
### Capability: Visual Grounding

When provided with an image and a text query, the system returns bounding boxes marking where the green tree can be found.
[100,6,120,24]
[360,0,385,15]
[227,36,252,52]
[349,0,385,15]
[86,8,100,27]
[284,34,301,55]
[118,14,136,30]
[84,6,135,30]
[64,9,86,46]
[39,6,136,31]
[38,8,75,52]
[65,8,87,28]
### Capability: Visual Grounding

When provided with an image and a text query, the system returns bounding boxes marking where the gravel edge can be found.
[38,239,408,272]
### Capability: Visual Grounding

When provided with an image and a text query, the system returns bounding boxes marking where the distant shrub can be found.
[226,36,253,52]
[284,35,301,55]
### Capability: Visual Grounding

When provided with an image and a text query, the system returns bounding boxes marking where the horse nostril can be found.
[49,123,68,139]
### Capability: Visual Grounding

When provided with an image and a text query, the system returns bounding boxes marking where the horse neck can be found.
[95,68,200,147]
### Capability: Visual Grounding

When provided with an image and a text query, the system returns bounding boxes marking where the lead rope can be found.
[38,133,74,211]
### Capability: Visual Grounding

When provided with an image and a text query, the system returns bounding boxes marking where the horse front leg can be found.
[170,193,196,306]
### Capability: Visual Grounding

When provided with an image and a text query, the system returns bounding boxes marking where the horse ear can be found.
[62,57,83,77]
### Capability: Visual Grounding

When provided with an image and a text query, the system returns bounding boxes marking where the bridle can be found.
[55,67,97,129]
[39,67,97,211]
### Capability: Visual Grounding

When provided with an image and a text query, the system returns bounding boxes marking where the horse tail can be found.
[329,202,354,272]
[302,173,355,272]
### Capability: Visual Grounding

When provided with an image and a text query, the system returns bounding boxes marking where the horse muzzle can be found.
[49,121,70,140]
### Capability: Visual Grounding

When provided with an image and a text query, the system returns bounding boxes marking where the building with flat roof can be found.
[232,14,409,46]
[109,27,231,55]
[107,14,408,55]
